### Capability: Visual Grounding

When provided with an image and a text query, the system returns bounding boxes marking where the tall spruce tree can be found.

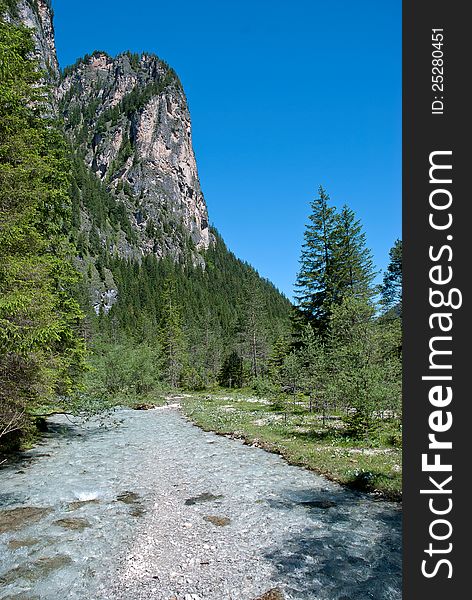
[295,186,337,328]
[380,239,402,316]
[295,188,376,332]
[333,205,376,301]
[239,273,268,379]
[158,279,186,388]
[218,351,243,388]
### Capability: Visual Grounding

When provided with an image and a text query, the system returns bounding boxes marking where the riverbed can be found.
[0,407,401,599]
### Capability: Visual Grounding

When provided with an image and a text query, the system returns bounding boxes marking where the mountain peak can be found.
[58,48,211,263]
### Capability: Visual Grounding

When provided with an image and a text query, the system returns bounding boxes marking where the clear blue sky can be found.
[53,0,401,300]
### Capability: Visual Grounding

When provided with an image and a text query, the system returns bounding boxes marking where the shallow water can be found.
[0,408,401,599]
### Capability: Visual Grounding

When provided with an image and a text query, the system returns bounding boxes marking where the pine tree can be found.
[279,351,303,410]
[333,205,376,301]
[299,323,329,415]
[186,308,223,388]
[268,334,291,379]
[380,239,402,316]
[295,186,337,327]
[295,188,376,333]
[0,14,85,444]
[327,294,400,437]
[158,279,186,388]
[239,273,268,379]
[218,351,243,388]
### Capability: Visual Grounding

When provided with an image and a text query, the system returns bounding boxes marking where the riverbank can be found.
[181,391,402,501]
[2,388,402,500]
[0,393,169,456]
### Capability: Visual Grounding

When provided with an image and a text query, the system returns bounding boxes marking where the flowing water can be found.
[0,407,401,600]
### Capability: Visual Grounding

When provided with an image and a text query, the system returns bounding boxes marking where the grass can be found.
[181,390,402,501]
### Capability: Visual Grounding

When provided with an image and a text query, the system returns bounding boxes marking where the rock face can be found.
[9,1,59,81]
[59,51,212,263]
[14,1,212,267]
[8,0,216,314]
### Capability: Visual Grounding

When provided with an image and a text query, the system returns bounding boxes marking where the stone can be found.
[253,588,285,600]
[1,595,40,600]
[8,537,40,549]
[67,499,100,511]
[300,500,337,509]
[116,491,141,504]
[184,492,223,505]
[0,555,72,585]
[203,515,231,527]
[0,506,53,534]
[53,517,91,531]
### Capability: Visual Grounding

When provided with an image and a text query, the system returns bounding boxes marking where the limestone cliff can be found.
[10,0,216,312]
[59,51,212,264]
[13,1,212,268]
[6,0,59,81]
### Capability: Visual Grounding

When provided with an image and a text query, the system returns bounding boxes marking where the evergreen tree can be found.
[158,279,186,388]
[268,334,292,379]
[333,205,376,301]
[299,323,329,414]
[295,188,376,333]
[295,186,337,328]
[185,308,223,388]
[280,351,302,398]
[239,273,268,379]
[380,239,402,316]
[327,295,400,437]
[0,13,85,443]
[218,351,243,388]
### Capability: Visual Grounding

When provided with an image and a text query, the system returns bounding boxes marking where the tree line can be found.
[264,187,402,438]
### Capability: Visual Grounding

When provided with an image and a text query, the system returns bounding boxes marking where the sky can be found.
[53,0,401,300]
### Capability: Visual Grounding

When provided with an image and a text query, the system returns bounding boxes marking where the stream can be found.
[0,406,401,600]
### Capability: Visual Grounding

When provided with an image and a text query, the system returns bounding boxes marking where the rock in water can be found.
[253,588,285,600]
[116,491,141,504]
[203,515,231,527]
[0,506,53,534]
[53,517,91,531]
[184,492,223,505]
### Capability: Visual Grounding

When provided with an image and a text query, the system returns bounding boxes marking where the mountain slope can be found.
[6,0,292,385]
[4,0,58,80]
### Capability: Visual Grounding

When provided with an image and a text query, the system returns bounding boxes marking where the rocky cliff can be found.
[8,0,216,313]
[59,51,212,264]
[12,0,212,269]
[5,0,59,80]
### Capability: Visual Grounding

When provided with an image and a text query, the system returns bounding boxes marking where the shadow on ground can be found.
[264,487,402,600]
